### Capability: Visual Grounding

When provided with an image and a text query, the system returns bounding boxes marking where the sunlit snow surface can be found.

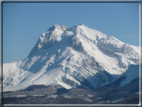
[1,24,141,92]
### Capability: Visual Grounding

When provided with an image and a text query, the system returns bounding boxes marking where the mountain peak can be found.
[72,24,86,29]
[76,24,85,27]
[48,24,68,32]
[48,24,86,33]
[29,24,115,55]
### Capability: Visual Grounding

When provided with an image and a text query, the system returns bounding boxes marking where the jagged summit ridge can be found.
[48,24,68,32]
[2,24,140,92]
[29,24,108,56]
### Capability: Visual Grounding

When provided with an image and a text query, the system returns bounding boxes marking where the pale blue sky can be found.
[3,3,139,63]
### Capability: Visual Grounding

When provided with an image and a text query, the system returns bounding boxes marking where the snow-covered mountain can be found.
[1,24,141,92]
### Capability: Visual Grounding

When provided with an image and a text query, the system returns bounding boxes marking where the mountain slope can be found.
[2,24,141,92]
